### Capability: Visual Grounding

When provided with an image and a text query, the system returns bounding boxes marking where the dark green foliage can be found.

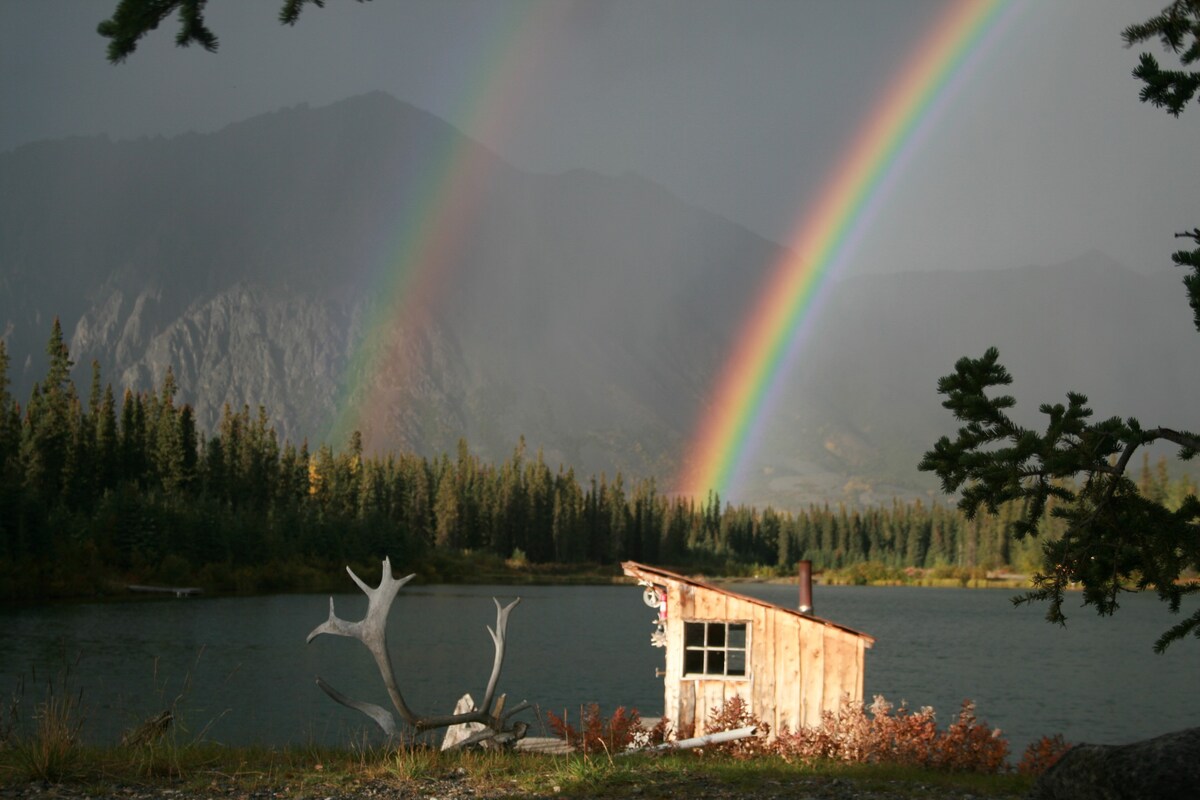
[921,350,1199,651]
[1125,2,1200,332]
[0,319,1192,654]
[1175,228,1200,332]
[22,321,76,510]
[98,0,373,63]
[98,0,218,63]
[921,5,1200,652]
[1122,0,1200,116]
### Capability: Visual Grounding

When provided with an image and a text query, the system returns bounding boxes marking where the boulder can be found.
[1028,727,1200,800]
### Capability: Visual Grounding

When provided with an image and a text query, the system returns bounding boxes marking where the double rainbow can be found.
[677,0,1023,500]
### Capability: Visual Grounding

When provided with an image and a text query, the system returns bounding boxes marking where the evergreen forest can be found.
[1,321,1194,600]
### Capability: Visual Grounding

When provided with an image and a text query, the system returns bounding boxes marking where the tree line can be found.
[0,321,1193,599]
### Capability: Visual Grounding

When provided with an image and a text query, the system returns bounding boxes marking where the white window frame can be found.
[682,619,750,680]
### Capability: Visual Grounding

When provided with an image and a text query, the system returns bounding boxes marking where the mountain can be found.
[0,92,777,488]
[2,93,1197,510]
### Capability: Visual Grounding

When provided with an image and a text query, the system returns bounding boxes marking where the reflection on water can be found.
[1,580,1194,755]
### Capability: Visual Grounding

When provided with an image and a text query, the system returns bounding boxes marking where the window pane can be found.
[683,621,748,679]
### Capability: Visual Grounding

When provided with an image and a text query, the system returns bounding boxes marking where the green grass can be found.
[0,659,1039,798]
[0,743,1034,798]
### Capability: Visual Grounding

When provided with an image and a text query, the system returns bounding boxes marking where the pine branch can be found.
[100,0,373,62]
[1145,426,1200,456]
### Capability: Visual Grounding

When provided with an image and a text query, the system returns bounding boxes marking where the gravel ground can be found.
[1,773,1025,800]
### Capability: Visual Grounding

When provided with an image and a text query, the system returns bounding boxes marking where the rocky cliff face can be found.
[72,284,353,447]
[2,93,1197,508]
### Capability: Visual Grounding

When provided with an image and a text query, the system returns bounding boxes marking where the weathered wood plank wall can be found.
[623,563,872,740]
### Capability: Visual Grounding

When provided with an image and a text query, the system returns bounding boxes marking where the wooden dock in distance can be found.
[127,585,203,597]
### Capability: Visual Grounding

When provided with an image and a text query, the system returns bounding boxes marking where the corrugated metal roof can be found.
[621,561,874,647]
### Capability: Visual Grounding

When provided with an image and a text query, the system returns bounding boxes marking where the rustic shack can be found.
[622,561,874,738]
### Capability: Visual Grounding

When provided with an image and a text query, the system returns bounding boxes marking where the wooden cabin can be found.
[622,561,874,738]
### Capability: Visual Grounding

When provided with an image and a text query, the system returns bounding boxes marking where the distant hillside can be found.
[2,92,1196,510]
[744,252,1200,509]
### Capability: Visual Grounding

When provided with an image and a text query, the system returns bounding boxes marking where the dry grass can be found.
[4,661,86,782]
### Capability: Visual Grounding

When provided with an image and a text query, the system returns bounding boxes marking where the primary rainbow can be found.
[677,0,1021,501]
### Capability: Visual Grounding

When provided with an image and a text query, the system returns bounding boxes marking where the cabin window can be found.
[683,621,748,677]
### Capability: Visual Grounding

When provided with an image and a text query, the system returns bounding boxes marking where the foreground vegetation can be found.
[3,323,1195,603]
[0,692,1041,799]
[0,744,1034,798]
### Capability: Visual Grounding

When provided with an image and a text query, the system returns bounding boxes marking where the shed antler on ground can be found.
[306,557,530,747]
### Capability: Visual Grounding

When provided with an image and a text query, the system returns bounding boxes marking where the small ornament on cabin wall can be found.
[638,579,668,648]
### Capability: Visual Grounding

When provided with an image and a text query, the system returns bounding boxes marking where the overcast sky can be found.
[2,0,1194,278]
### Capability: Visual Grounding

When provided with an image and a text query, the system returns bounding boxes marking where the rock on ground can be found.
[1027,726,1200,800]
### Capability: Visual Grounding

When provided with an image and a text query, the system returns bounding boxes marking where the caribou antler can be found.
[307,562,420,729]
[307,558,531,745]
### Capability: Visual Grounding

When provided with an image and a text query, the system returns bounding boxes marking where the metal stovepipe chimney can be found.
[798,560,813,615]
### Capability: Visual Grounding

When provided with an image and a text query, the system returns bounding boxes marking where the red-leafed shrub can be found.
[775,699,873,763]
[929,700,1009,773]
[1017,733,1073,776]
[861,696,940,767]
[774,695,1008,773]
[703,696,770,758]
[546,704,642,754]
[547,695,1015,773]
[775,696,937,766]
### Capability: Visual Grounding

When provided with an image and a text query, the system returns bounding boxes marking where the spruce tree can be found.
[0,341,16,558]
[154,367,186,494]
[921,2,1200,650]
[20,321,78,517]
[433,459,461,550]
[0,341,14,477]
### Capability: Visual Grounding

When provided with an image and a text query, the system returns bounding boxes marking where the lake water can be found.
[1,580,1195,757]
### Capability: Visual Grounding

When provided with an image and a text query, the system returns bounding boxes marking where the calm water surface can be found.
[1,581,1194,755]
[735,583,1197,755]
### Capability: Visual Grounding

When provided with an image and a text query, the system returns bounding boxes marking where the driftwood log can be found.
[120,710,173,747]
[306,557,530,748]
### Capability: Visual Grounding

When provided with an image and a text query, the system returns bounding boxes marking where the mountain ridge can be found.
[2,92,1196,509]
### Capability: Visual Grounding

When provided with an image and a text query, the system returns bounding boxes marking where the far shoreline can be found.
[3,561,1038,610]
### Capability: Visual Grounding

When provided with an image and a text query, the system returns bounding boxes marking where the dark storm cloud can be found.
[0,1,1193,275]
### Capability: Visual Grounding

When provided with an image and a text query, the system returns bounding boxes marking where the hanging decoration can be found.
[638,579,668,648]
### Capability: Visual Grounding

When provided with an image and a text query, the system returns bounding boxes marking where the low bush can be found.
[547,704,643,754]
[929,700,1009,773]
[703,696,771,758]
[712,695,1009,773]
[1017,733,1073,776]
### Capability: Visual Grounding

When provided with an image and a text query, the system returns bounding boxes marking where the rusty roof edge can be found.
[621,560,875,647]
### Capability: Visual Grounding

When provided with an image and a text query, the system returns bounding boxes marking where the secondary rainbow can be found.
[330,5,564,448]
[677,0,1021,501]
